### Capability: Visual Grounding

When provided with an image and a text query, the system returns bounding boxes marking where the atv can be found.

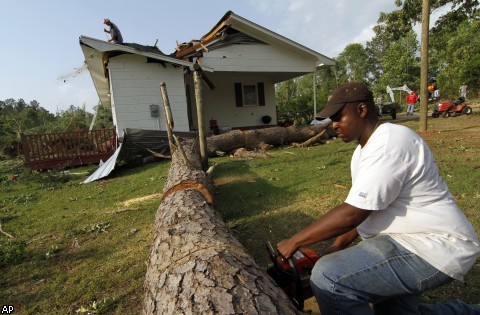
[432,97,473,118]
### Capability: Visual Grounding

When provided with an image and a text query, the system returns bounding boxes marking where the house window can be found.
[243,85,257,106]
[234,82,265,107]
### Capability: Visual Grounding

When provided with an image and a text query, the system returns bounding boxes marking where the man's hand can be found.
[277,238,298,260]
[276,204,369,260]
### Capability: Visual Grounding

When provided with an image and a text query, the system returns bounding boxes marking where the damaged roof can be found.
[79,36,207,107]
[79,11,334,107]
[175,10,335,67]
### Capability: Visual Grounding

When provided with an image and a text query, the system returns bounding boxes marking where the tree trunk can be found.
[419,0,430,133]
[207,123,334,157]
[143,139,298,314]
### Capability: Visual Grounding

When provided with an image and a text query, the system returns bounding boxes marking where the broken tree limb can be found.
[291,129,327,148]
[160,83,191,167]
[206,122,335,157]
[159,82,176,153]
[193,63,209,171]
[146,148,170,159]
[0,220,14,239]
[143,138,298,314]
[106,208,140,214]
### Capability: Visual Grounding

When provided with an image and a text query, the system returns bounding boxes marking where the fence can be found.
[20,129,117,170]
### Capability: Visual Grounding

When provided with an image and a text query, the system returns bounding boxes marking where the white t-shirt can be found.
[345,123,479,281]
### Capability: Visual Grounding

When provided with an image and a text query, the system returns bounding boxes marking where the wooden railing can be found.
[20,129,117,170]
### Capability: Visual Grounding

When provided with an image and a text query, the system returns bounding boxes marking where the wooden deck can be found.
[21,129,117,170]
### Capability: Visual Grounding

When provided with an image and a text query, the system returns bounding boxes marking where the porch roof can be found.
[175,11,335,69]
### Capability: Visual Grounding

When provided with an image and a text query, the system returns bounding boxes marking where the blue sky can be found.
[0,1,420,114]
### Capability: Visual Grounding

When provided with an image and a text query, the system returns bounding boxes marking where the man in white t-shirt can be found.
[277,82,480,315]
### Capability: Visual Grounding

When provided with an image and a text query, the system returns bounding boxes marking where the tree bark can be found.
[143,139,298,314]
[207,123,334,157]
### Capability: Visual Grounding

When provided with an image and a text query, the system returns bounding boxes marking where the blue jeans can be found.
[310,235,480,315]
[407,104,415,114]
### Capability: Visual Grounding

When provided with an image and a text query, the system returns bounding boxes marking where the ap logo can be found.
[1,305,14,314]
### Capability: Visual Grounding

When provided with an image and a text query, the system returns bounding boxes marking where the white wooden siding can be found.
[186,72,277,130]
[108,55,189,135]
[200,43,316,73]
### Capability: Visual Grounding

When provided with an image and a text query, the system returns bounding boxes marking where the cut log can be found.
[143,139,298,314]
[206,123,334,157]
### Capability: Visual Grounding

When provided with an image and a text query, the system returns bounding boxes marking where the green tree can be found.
[395,0,479,97]
[0,99,55,151]
[366,9,413,86]
[54,104,93,132]
[336,43,371,84]
[91,104,114,129]
[377,30,420,92]
[276,74,319,125]
[432,18,480,97]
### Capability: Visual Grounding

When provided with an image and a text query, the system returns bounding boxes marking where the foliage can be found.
[0,99,56,150]
[275,0,479,114]
[275,75,316,125]
[0,99,112,158]
[92,104,114,130]
[430,18,480,97]
[376,30,420,96]
[53,104,93,132]
[336,44,372,84]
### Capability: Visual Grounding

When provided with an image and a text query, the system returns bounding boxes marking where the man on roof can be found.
[103,18,123,44]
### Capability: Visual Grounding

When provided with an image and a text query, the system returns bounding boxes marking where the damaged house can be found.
[80,10,334,136]
[78,11,334,182]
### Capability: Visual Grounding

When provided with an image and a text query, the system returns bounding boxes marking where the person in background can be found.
[103,18,123,44]
[405,90,418,115]
[277,82,480,315]
[459,82,468,100]
[427,82,435,98]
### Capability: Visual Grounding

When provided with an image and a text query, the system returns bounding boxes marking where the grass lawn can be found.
[1,112,479,314]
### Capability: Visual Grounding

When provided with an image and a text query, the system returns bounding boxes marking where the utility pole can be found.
[313,72,317,116]
[419,0,430,132]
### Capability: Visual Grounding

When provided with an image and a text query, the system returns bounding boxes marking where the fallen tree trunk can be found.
[207,123,334,157]
[143,139,298,314]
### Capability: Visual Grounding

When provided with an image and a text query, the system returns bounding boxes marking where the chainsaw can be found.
[266,241,321,311]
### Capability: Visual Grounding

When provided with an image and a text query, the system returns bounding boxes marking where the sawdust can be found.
[120,193,162,207]
[214,176,257,186]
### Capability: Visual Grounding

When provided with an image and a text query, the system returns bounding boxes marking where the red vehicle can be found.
[432,97,473,118]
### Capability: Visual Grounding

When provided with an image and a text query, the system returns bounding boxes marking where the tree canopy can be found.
[276,0,479,121]
[0,99,113,156]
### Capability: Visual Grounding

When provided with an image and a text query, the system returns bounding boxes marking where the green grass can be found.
[1,113,479,313]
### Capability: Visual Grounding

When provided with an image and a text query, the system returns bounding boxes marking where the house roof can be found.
[175,11,335,68]
[79,36,208,107]
[79,12,334,107]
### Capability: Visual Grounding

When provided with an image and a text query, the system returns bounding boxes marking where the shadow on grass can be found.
[214,162,297,221]
[2,238,118,309]
[230,208,330,268]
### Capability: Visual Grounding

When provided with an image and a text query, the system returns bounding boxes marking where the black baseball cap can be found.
[317,82,373,119]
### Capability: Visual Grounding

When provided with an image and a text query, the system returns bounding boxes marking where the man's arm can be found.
[320,228,359,256]
[277,203,371,259]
